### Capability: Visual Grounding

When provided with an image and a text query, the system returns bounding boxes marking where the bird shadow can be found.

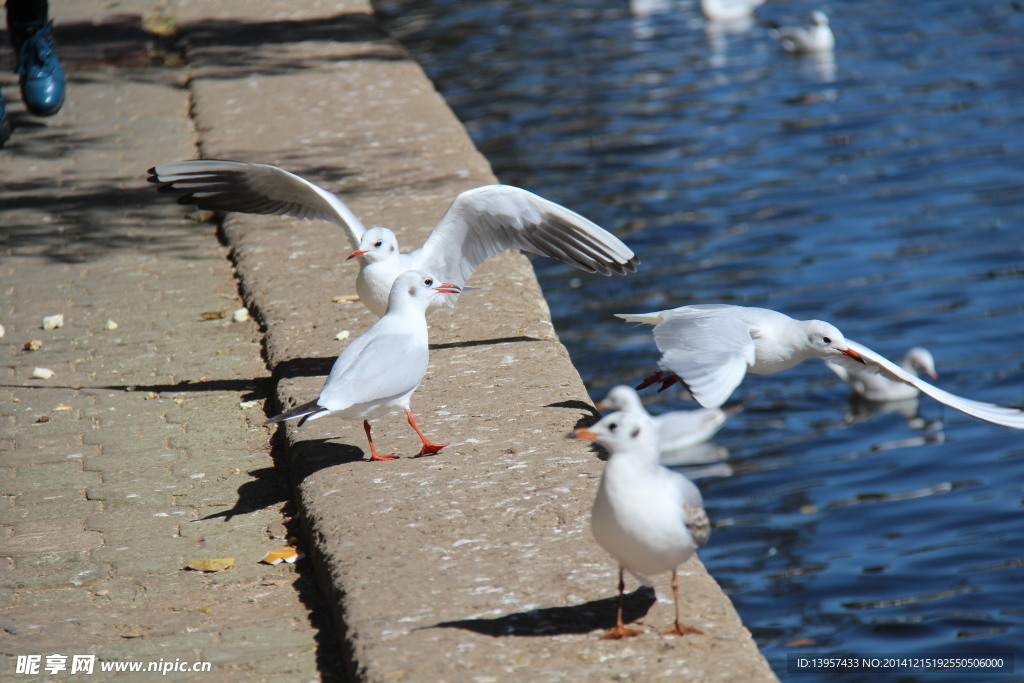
[198,465,288,521]
[429,587,656,637]
[0,377,271,400]
[546,399,601,426]
[201,435,366,523]
[430,335,545,351]
[287,437,368,477]
[273,356,335,380]
[548,400,608,459]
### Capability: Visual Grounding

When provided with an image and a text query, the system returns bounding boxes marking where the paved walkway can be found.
[2,1,776,681]
[1,2,337,680]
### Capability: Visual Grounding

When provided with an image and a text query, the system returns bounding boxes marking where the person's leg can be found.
[0,89,10,147]
[7,0,48,24]
[7,0,65,117]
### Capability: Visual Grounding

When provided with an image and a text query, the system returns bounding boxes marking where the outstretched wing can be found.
[416,185,638,285]
[148,160,366,249]
[838,340,1024,429]
[647,308,756,409]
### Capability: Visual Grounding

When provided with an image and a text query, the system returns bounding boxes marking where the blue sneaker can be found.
[11,19,65,117]
[0,88,11,147]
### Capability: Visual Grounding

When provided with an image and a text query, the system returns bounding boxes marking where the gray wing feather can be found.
[685,504,711,548]
[675,473,711,547]
[416,185,638,285]
[265,399,324,425]
[148,160,366,249]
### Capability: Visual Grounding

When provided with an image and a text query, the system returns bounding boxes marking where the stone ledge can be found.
[176,0,776,679]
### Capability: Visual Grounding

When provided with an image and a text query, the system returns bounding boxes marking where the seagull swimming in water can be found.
[827,346,937,402]
[573,410,710,639]
[700,0,764,23]
[617,304,1024,429]
[775,10,834,54]
[266,271,460,460]
[597,385,735,459]
[148,160,638,317]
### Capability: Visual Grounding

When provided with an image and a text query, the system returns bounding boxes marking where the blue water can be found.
[379,0,1024,677]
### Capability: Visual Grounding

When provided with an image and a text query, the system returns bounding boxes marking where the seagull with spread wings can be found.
[618,304,1024,429]
[149,160,638,316]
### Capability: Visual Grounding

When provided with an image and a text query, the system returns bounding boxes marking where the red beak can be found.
[433,283,462,295]
[346,249,367,261]
[569,427,599,441]
[841,347,866,364]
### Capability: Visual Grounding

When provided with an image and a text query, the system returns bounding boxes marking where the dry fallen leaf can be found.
[200,311,227,320]
[42,314,64,330]
[260,547,305,565]
[35,415,50,423]
[184,557,235,573]
[53,404,73,411]
[142,12,179,36]
[144,392,160,400]
[239,400,260,409]
[23,339,42,351]
[331,294,361,303]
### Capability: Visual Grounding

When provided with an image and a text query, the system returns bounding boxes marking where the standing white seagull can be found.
[617,304,1024,429]
[266,271,460,460]
[572,410,710,639]
[148,160,638,317]
[597,385,734,457]
[827,346,937,402]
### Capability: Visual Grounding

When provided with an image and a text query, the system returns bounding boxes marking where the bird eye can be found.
[424,278,434,287]
[373,240,383,248]
[822,336,832,344]
[608,422,618,432]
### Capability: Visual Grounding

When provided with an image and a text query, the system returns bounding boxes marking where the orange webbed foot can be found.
[660,623,703,637]
[600,625,643,640]
[414,441,449,457]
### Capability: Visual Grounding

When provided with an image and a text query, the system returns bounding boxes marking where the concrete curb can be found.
[177,0,777,679]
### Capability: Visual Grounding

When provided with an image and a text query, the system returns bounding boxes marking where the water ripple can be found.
[382,0,1024,674]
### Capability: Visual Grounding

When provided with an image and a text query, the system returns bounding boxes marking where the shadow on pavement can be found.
[431,587,656,637]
